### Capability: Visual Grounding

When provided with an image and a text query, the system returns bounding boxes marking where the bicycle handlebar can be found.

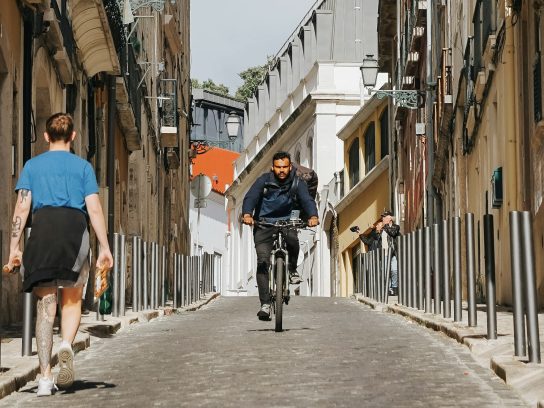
[253,219,308,229]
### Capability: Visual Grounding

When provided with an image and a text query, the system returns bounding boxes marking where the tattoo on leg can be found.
[36,293,57,374]
[11,216,21,238]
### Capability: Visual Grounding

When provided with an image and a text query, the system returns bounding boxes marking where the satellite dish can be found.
[190,174,212,199]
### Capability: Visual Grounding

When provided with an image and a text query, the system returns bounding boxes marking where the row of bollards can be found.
[384,211,540,363]
[360,248,392,303]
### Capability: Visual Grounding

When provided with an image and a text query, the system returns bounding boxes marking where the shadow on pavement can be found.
[247,327,315,332]
[21,380,116,395]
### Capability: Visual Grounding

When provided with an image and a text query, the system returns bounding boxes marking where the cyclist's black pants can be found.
[254,226,299,305]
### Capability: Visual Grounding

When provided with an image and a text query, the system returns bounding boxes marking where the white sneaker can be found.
[56,342,74,389]
[36,377,57,397]
[257,303,271,320]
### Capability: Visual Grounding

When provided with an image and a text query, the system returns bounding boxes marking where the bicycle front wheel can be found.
[275,258,284,332]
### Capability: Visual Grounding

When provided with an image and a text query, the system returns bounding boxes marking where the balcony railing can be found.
[122,45,143,133]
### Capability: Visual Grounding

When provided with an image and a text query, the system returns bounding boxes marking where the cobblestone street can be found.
[0,297,528,407]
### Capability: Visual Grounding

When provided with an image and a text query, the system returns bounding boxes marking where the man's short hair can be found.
[381,210,393,218]
[46,113,74,143]
[272,151,291,163]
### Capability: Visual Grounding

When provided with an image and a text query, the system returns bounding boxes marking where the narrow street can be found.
[0,297,527,407]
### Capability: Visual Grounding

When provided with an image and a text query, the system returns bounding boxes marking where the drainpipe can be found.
[22,8,33,166]
[87,81,96,161]
[504,0,519,211]
[425,0,436,227]
[107,75,116,248]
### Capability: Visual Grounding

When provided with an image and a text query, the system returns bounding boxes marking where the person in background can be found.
[356,220,383,251]
[380,211,400,296]
[6,113,113,397]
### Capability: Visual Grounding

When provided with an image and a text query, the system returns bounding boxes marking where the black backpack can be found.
[289,164,318,220]
[291,163,318,199]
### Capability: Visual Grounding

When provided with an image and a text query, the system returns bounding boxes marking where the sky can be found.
[191,0,317,95]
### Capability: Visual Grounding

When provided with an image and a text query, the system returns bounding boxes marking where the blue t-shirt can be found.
[15,151,99,214]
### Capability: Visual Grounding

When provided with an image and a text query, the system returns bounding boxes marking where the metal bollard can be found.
[120,234,126,316]
[182,255,187,305]
[406,233,412,307]
[483,213,497,340]
[143,241,148,309]
[433,223,441,315]
[465,213,477,327]
[173,254,178,308]
[400,235,406,305]
[137,237,143,311]
[509,211,526,357]
[416,228,424,310]
[161,246,166,307]
[424,226,432,313]
[452,217,462,322]
[112,233,120,317]
[520,211,541,363]
[22,228,33,356]
[132,236,139,312]
[410,231,417,308]
[384,249,392,304]
[442,219,451,319]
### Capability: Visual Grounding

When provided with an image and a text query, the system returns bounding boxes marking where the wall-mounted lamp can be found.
[361,55,423,109]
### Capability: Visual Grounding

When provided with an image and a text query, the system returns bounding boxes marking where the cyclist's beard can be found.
[273,170,291,183]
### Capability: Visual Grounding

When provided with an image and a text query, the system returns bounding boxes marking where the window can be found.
[364,123,376,174]
[348,138,360,189]
[295,150,301,164]
[380,108,389,159]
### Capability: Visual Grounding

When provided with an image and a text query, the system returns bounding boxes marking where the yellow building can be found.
[335,96,390,297]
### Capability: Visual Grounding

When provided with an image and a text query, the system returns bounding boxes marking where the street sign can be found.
[190,174,212,199]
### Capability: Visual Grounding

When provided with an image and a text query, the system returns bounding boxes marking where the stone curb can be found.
[0,292,219,400]
[354,294,544,407]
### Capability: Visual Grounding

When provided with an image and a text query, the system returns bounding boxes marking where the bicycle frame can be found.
[269,230,289,308]
[254,218,307,332]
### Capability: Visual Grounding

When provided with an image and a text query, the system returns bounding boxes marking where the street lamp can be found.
[360,55,423,109]
[190,111,242,155]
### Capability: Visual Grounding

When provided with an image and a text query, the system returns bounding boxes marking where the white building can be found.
[189,147,239,293]
[225,0,379,297]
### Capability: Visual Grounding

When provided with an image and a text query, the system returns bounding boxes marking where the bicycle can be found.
[254,218,307,332]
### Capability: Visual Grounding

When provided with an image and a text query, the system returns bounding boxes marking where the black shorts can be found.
[22,207,90,293]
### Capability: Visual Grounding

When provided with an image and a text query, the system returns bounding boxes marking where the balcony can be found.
[405,52,420,76]
[116,46,143,151]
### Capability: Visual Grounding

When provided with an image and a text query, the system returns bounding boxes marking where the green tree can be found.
[191,78,230,97]
[235,56,276,102]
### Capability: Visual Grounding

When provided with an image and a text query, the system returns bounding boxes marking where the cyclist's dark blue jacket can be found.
[242,170,318,221]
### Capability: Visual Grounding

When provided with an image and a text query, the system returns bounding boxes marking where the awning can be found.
[69,0,120,77]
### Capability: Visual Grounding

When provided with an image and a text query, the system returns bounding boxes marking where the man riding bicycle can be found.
[242,151,319,321]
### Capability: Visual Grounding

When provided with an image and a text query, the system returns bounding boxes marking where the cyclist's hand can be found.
[242,214,254,225]
[307,216,319,227]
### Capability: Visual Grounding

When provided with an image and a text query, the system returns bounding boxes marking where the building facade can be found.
[0,0,192,324]
[225,0,379,297]
[376,0,544,306]
[330,96,390,297]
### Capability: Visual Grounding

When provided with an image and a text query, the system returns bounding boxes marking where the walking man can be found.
[6,113,113,396]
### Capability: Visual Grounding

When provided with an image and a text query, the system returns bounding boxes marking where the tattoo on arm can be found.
[11,216,22,238]
[20,189,29,204]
